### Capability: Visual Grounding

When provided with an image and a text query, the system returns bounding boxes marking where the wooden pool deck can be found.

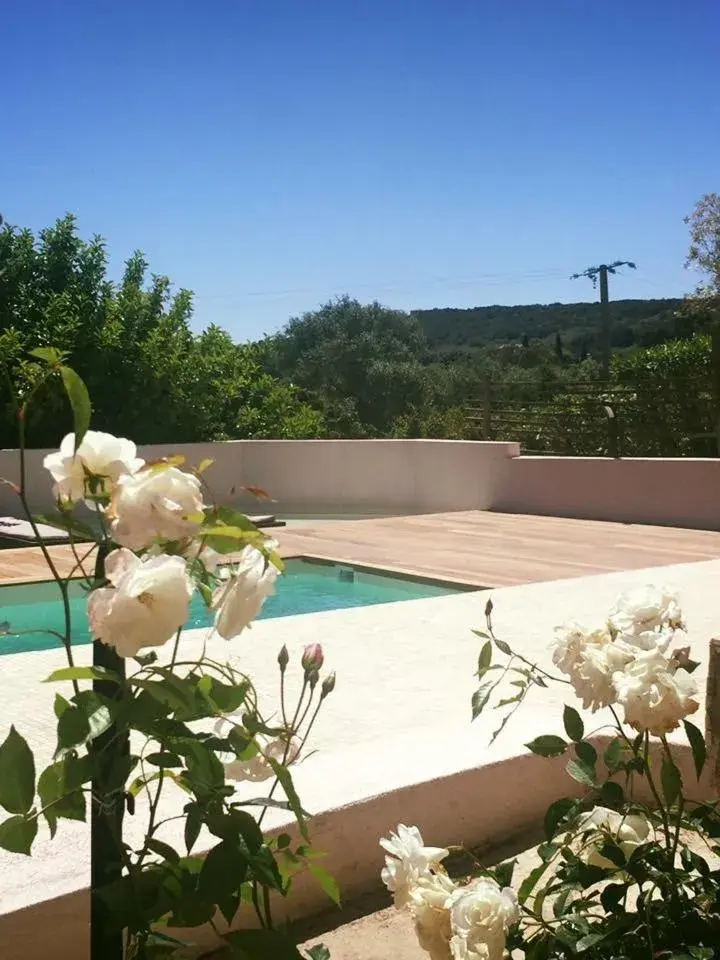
[1,511,719,588]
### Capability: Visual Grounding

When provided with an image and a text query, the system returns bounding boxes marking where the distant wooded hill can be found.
[412,298,684,356]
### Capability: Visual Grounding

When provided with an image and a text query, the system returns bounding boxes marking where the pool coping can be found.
[0,551,486,592]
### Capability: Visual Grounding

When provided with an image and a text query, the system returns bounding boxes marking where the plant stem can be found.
[643,733,672,851]
[90,543,128,960]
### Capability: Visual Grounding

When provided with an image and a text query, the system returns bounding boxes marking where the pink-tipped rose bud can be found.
[301,643,324,674]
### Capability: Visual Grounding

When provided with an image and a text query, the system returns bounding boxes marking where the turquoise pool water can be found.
[0,559,471,655]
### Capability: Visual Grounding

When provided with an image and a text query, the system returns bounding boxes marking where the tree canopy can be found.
[0,215,324,447]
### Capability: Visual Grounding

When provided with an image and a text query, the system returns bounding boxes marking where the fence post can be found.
[705,638,720,789]
[603,405,619,458]
[483,377,492,440]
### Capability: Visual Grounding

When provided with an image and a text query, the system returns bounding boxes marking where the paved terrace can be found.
[1,511,720,586]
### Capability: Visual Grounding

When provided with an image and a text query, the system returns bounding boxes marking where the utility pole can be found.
[571,260,636,378]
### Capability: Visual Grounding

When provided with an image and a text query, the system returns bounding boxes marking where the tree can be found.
[264,296,431,435]
[0,215,324,446]
[685,192,720,296]
[554,331,564,363]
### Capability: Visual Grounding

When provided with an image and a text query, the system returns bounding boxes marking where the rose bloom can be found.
[223,734,302,782]
[575,806,652,868]
[211,544,279,640]
[409,872,456,960]
[109,465,204,550]
[553,623,631,712]
[610,585,683,641]
[614,649,699,736]
[572,640,633,712]
[449,879,519,960]
[88,548,192,657]
[380,824,450,909]
[43,430,144,505]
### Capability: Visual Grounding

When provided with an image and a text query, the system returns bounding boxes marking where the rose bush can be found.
[387,585,719,959]
[0,349,336,960]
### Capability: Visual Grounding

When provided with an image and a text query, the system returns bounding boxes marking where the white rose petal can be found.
[211,545,278,639]
[110,465,204,550]
[380,824,449,909]
[449,879,519,960]
[610,585,683,641]
[222,733,302,783]
[572,641,633,712]
[409,872,456,960]
[575,805,653,868]
[614,650,699,736]
[43,430,144,506]
[88,548,192,657]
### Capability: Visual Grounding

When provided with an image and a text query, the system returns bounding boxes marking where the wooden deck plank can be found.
[0,511,719,589]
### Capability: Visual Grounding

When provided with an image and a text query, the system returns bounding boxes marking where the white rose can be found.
[575,806,652,868]
[43,430,144,505]
[109,465,204,550]
[380,824,449,909]
[614,649,699,736]
[610,585,683,640]
[449,880,519,960]
[572,640,633,712]
[553,623,631,711]
[409,872,456,960]
[222,733,302,782]
[211,544,278,639]
[88,548,192,657]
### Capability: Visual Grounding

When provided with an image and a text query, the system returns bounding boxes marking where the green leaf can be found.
[477,640,492,675]
[599,780,624,807]
[563,705,584,742]
[266,756,310,842]
[306,947,331,960]
[146,838,180,864]
[308,862,341,906]
[662,754,682,805]
[0,814,37,855]
[60,366,91,450]
[603,739,623,772]
[198,841,248,903]
[56,705,90,750]
[526,735,567,758]
[544,798,576,839]
[29,347,64,365]
[566,757,596,788]
[471,682,493,720]
[0,726,36,814]
[146,752,182,768]
[491,858,515,888]
[225,929,305,959]
[574,741,598,766]
[517,862,547,904]
[684,720,707,779]
[184,802,203,853]
[576,930,609,953]
[44,666,119,684]
[37,760,86,837]
[494,637,512,656]
[53,694,70,719]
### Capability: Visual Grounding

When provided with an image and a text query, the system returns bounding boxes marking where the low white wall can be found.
[492,456,720,530]
[0,440,520,518]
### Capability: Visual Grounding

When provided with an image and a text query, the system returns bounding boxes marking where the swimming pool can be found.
[0,559,475,655]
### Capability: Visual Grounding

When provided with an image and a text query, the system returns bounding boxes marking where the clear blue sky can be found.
[3,0,719,339]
